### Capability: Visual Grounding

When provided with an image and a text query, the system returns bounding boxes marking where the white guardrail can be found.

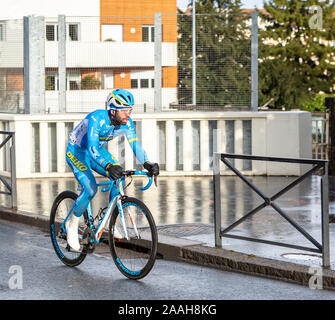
[0,111,311,178]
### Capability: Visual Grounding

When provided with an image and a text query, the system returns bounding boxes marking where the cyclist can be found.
[65,88,159,251]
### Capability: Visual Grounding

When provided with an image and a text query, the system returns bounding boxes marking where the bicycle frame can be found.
[62,171,153,246]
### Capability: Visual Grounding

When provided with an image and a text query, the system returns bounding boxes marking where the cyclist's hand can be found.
[105,163,123,180]
[143,161,159,177]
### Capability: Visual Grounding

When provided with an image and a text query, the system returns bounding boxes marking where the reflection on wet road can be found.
[1,175,333,232]
[2,174,335,266]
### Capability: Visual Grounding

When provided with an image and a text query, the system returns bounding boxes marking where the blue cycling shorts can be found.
[66,142,121,217]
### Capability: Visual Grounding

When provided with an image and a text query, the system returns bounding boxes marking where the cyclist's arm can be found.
[87,115,120,168]
[125,118,148,164]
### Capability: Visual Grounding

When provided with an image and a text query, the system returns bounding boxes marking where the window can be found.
[68,24,79,41]
[142,25,154,42]
[0,24,4,41]
[47,76,56,90]
[140,79,149,88]
[46,71,82,90]
[46,23,79,41]
[46,24,57,41]
[45,72,58,90]
[131,79,138,88]
[69,80,79,90]
[67,71,81,90]
[131,70,154,89]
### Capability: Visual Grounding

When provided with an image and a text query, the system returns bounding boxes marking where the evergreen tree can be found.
[178,0,251,108]
[259,0,335,109]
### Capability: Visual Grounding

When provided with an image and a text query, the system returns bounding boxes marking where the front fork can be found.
[117,197,129,240]
[117,198,140,240]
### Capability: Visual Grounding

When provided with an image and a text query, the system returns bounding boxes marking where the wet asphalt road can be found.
[0,219,335,301]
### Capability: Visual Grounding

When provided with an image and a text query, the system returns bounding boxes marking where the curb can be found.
[178,245,335,290]
[1,207,335,290]
[0,207,50,232]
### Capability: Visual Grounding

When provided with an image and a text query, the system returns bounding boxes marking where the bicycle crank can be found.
[82,227,96,253]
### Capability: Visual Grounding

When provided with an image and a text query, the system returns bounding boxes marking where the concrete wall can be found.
[265,112,312,175]
[0,110,312,178]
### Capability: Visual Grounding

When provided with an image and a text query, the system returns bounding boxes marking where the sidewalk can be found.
[1,206,335,290]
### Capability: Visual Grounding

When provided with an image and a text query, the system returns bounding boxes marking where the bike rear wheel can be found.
[50,190,87,267]
[108,197,158,280]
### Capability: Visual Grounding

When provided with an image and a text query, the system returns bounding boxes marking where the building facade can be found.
[0,0,178,112]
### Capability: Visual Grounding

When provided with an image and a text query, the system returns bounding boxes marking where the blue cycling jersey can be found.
[66,109,149,218]
[69,109,148,168]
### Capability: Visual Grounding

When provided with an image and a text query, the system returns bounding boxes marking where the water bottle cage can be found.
[94,207,107,225]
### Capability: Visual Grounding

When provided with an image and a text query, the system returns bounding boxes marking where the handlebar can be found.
[97,170,156,193]
[123,170,154,191]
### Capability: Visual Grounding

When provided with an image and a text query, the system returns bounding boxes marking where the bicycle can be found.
[50,170,158,280]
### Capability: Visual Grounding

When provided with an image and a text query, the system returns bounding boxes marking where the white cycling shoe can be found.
[65,214,81,251]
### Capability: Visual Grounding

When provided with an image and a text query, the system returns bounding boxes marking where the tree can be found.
[81,75,101,90]
[177,0,251,108]
[259,0,335,110]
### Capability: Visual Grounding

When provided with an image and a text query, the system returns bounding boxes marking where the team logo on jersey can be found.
[66,151,88,171]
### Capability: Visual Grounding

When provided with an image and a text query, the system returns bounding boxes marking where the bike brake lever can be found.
[154,175,158,187]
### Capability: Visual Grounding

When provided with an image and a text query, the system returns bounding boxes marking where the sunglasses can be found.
[118,108,132,114]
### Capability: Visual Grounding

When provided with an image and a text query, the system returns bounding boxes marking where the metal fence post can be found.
[213,152,222,247]
[192,0,196,106]
[23,15,46,114]
[251,11,258,112]
[326,97,335,175]
[10,133,17,209]
[321,163,330,268]
[154,12,162,112]
[58,14,66,113]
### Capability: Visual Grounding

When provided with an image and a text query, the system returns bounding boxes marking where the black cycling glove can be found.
[105,163,123,180]
[143,161,160,177]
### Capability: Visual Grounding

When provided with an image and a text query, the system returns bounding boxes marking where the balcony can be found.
[0,41,177,68]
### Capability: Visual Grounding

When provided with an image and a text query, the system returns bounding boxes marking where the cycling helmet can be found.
[106,89,134,110]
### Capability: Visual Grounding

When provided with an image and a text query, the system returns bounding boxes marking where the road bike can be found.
[50,170,158,280]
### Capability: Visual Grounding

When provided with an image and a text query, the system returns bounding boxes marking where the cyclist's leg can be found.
[66,145,98,217]
[66,144,97,250]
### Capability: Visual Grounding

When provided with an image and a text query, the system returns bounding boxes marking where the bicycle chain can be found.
[82,227,96,253]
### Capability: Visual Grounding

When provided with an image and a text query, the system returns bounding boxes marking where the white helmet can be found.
[105,89,134,110]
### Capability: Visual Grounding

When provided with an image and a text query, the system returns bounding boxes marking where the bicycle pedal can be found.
[83,246,95,254]
[58,233,67,240]
[66,244,81,253]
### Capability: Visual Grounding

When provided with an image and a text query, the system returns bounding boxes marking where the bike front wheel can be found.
[50,190,87,267]
[108,197,158,280]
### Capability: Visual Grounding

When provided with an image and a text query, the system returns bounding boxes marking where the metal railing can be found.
[213,153,330,268]
[0,12,257,114]
[0,131,17,208]
[312,112,328,160]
